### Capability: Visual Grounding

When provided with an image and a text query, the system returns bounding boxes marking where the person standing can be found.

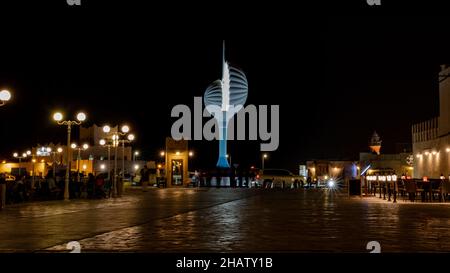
[0,173,6,210]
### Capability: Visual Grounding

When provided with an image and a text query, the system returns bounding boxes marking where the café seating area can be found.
[367,176,450,203]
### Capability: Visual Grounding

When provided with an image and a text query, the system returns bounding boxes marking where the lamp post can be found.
[99,138,112,182]
[31,158,36,188]
[121,133,135,179]
[101,124,133,197]
[114,125,135,184]
[262,153,268,170]
[226,154,231,166]
[51,147,63,179]
[0,89,11,107]
[13,152,28,176]
[392,174,397,203]
[53,111,86,201]
[71,143,89,180]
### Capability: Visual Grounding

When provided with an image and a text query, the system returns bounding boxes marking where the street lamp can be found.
[51,147,63,178]
[13,152,27,176]
[0,89,11,106]
[101,124,134,197]
[53,111,86,200]
[262,153,268,170]
[121,133,135,180]
[99,138,112,183]
[226,154,231,166]
[71,143,89,179]
[32,158,37,188]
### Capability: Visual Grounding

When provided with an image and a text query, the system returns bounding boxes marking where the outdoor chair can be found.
[431,180,442,202]
[441,180,450,202]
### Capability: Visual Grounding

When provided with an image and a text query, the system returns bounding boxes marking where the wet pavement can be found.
[1,187,450,252]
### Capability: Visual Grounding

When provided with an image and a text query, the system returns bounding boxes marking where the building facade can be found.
[412,65,450,179]
[359,152,413,177]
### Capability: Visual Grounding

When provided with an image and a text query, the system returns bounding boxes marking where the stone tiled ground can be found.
[1,187,450,252]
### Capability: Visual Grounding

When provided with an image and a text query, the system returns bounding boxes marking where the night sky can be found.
[0,9,449,172]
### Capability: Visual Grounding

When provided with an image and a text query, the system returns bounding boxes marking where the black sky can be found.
[0,11,449,172]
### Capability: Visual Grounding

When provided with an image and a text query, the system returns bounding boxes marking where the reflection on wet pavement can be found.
[2,188,450,252]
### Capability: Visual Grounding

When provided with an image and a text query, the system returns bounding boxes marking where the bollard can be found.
[379,182,382,198]
[388,183,391,201]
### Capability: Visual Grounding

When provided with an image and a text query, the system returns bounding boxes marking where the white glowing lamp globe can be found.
[13,152,18,158]
[53,112,63,121]
[57,147,63,153]
[103,125,111,133]
[99,139,106,146]
[121,125,130,133]
[127,134,135,141]
[0,90,11,101]
[71,143,77,149]
[76,112,86,122]
[82,143,89,150]
[46,147,52,153]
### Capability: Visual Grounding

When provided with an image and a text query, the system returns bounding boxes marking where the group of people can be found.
[0,169,114,209]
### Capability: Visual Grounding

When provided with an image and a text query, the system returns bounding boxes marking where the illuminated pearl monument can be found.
[204,42,248,168]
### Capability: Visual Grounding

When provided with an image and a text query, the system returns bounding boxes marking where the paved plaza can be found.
[1,188,450,253]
